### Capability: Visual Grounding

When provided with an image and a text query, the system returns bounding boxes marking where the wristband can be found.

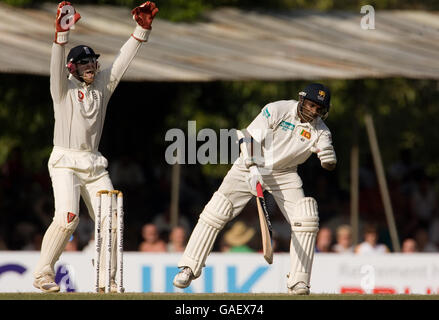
[55,30,69,44]
[132,25,151,42]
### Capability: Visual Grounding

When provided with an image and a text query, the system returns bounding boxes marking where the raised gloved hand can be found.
[247,166,265,196]
[131,1,159,30]
[54,1,81,44]
[131,2,158,42]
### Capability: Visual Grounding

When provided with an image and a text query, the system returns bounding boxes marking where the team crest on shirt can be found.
[67,212,76,223]
[300,129,311,139]
[78,90,84,102]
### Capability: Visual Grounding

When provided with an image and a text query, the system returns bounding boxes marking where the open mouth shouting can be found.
[81,69,96,83]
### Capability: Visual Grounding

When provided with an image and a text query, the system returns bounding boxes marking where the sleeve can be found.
[314,128,337,165]
[315,129,334,152]
[104,27,148,94]
[246,102,278,143]
[50,43,69,104]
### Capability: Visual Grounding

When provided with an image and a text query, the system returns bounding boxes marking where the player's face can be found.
[300,99,326,123]
[76,57,97,84]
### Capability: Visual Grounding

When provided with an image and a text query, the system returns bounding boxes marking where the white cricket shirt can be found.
[240,99,335,189]
[50,36,142,152]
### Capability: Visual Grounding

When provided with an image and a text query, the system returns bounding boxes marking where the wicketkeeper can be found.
[33,1,158,292]
[174,83,336,295]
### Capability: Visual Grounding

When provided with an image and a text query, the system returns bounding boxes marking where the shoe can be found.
[288,281,310,295]
[33,274,60,293]
[173,267,194,289]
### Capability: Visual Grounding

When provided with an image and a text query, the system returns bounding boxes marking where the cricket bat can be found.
[256,182,273,264]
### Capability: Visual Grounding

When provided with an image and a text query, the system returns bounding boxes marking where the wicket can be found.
[95,190,124,293]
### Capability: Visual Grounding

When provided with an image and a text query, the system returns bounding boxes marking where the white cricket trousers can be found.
[178,164,308,278]
[34,147,116,285]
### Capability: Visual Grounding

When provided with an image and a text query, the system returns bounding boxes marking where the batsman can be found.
[33,1,158,292]
[174,83,336,295]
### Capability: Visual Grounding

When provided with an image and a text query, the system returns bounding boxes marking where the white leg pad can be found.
[178,192,233,277]
[287,197,319,289]
[34,214,79,279]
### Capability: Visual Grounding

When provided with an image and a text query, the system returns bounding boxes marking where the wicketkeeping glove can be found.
[132,1,158,29]
[131,1,158,42]
[54,1,81,44]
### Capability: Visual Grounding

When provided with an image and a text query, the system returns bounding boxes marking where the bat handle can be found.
[256,182,264,198]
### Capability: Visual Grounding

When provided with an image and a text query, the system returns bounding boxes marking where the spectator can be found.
[401,238,418,253]
[414,228,438,252]
[355,224,390,254]
[222,221,256,253]
[332,224,354,253]
[167,226,187,253]
[152,205,192,240]
[219,237,231,252]
[139,223,167,252]
[315,227,333,253]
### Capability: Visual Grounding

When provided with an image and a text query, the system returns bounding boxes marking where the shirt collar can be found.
[69,73,88,88]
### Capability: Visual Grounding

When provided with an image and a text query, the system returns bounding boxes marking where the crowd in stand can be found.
[0,147,438,254]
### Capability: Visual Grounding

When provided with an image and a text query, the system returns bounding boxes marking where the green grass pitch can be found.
[1,293,439,300]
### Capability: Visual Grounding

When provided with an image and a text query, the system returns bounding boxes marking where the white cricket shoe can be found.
[173,267,194,289]
[33,274,60,293]
[288,281,310,295]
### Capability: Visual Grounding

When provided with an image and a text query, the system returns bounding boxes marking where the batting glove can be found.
[54,1,81,44]
[131,1,159,42]
[247,166,265,196]
[312,146,337,165]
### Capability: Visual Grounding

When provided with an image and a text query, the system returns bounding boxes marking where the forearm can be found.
[237,129,264,168]
[111,35,143,79]
[107,26,149,92]
[50,43,68,102]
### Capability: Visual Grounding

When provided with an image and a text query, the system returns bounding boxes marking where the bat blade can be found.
[256,183,273,264]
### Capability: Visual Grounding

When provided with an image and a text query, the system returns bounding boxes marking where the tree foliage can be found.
[0,75,438,198]
[0,75,53,170]
[1,0,438,21]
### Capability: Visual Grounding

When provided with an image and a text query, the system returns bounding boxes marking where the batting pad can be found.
[178,192,232,277]
[34,216,79,279]
[287,197,319,288]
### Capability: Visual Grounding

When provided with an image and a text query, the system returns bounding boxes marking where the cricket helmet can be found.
[66,45,100,74]
[298,83,331,120]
